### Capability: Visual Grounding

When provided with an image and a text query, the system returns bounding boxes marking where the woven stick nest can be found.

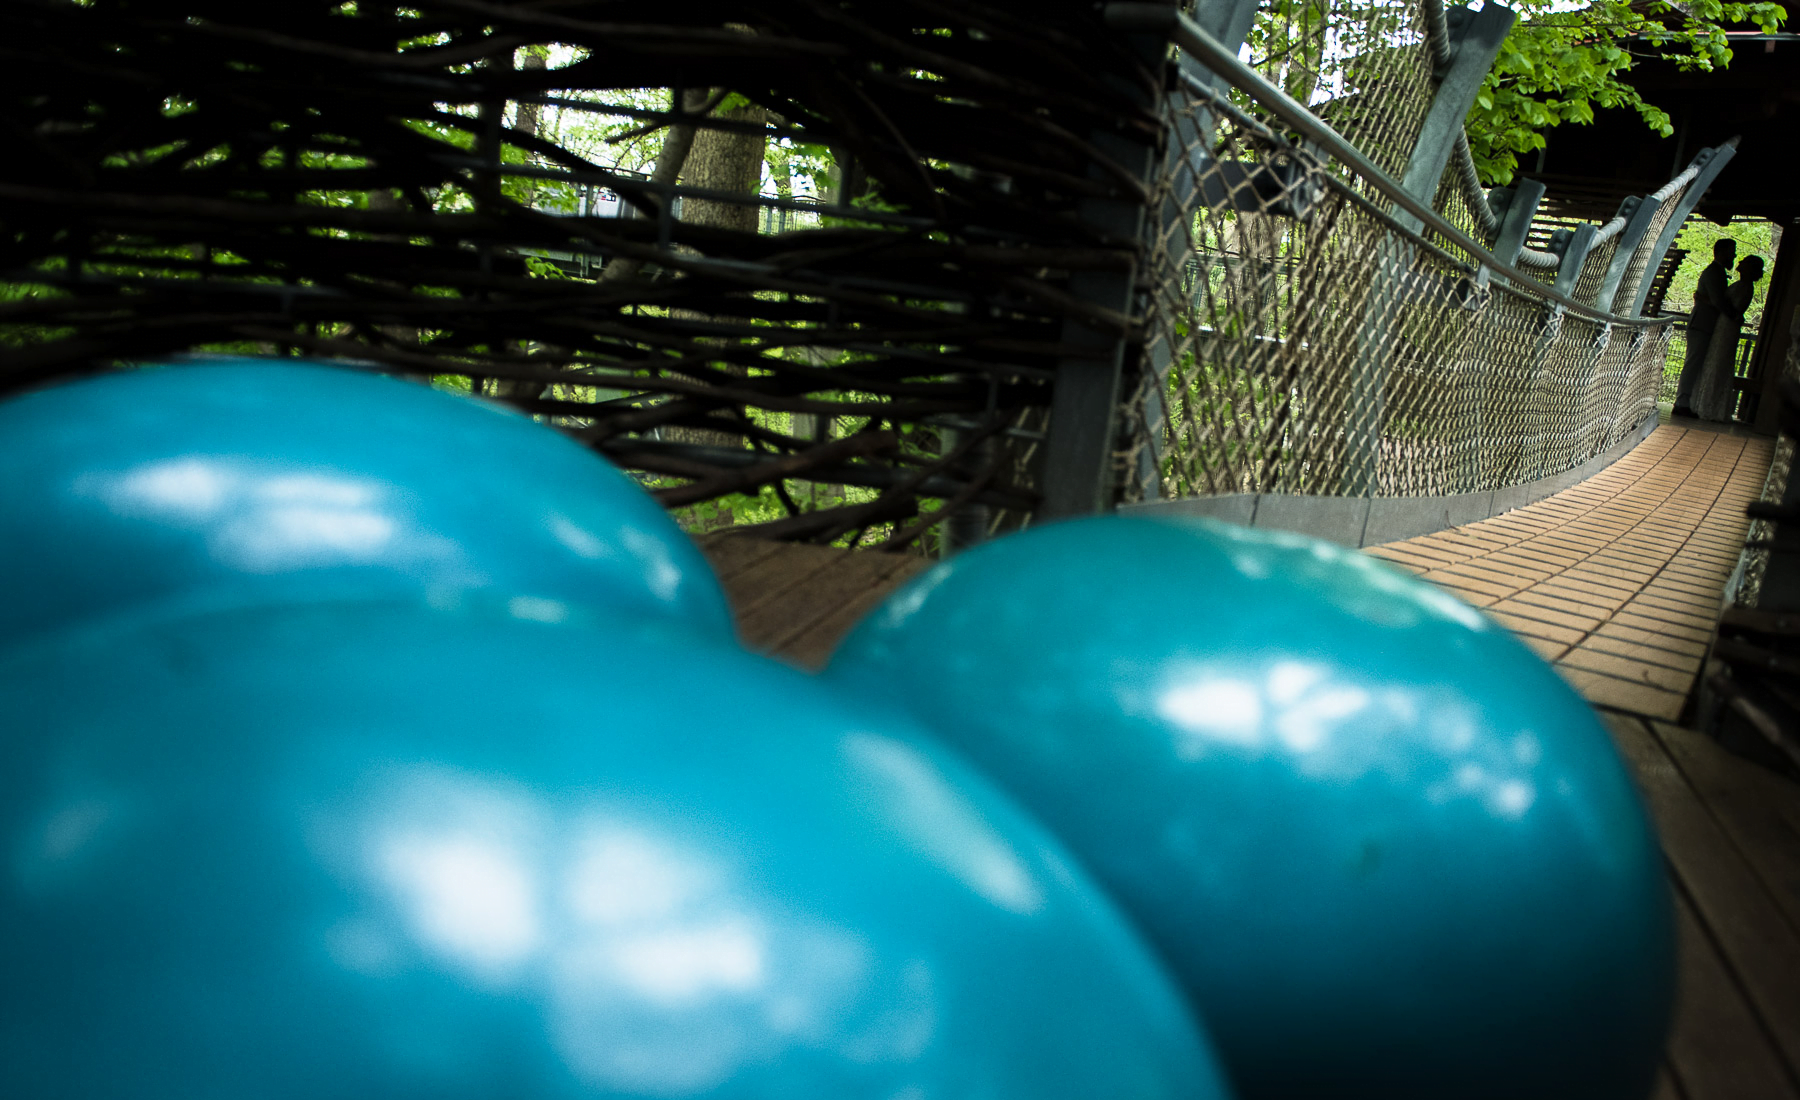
[1,0,1166,546]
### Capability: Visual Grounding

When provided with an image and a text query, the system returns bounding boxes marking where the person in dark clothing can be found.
[1690,253,1767,421]
[1674,238,1737,417]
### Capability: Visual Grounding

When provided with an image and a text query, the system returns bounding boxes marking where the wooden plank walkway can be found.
[698,420,1797,1100]
[1365,424,1775,720]
[699,534,930,670]
[1604,710,1800,1100]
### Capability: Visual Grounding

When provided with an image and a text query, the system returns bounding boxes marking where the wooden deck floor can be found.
[1606,710,1800,1100]
[1365,424,1776,721]
[697,421,1797,1100]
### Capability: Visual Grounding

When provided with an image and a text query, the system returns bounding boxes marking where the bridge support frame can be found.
[1341,2,1515,496]
[1622,143,1739,321]
[1044,1,1271,519]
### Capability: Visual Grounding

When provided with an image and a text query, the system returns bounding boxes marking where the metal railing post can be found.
[1516,224,1597,478]
[1342,3,1515,495]
[1472,178,1546,487]
[1475,177,1545,292]
[1538,225,1606,474]
[1572,194,1666,447]
[1399,4,1518,231]
[1598,194,1664,311]
[1622,142,1739,319]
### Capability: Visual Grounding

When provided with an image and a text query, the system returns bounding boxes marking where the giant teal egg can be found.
[0,601,1230,1100]
[0,360,729,647]
[826,516,1672,1100]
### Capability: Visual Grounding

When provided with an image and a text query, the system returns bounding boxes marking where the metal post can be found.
[1563,197,1636,455]
[1621,141,1739,319]
[1397,4,1517,232]
[1596,193,1662,312]
[1474,177,1545,293]
[1038,26,1168,520]
[1470,178,1546,487]
[1552,224,1599,300]
[1532,225,1604,474]
[1342,3,1515,495]
[1567,194,1667,446]
[1513,225,1599,478]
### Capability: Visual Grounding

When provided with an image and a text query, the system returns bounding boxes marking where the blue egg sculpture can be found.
[0,360,730,647]
[0,601,1230,1100]
[826,516,1673,1100]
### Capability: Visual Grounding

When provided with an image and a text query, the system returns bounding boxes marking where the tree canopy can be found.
[1466,0,1787,184]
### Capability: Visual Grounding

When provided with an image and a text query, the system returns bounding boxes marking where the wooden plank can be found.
[714,541,846,626]
[701,539,932,669]
[1665,891,1800,1100]
[774,556,932,671]
[1603,712,1800,1084]
[696,532,787,583]
[1560,668,1687,720]
[737,548,921,655]
[1650,721,1800,935]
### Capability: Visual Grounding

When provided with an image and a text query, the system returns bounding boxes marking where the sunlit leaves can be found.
[1466,0,1786,184]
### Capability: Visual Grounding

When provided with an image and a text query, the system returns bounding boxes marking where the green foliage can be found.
[0,280,72,347]
[1466,0,1787,185]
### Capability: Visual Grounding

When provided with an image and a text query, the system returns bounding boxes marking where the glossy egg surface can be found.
[0,600,1229,1100]
[0,360,730,647]
[827,516,1673,1100]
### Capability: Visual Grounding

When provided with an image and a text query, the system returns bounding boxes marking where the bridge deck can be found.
[1365,424,1775,721]
[697,421,1796,1100]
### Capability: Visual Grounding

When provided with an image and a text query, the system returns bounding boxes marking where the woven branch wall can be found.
[1,0,1166,549]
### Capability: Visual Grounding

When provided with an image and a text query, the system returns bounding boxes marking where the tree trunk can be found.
[682,99,766,232]
[665,95,768,466]
[491,47,549,402]
[767,134,791,233]
[512,47,548,209]
[598,87,707,286]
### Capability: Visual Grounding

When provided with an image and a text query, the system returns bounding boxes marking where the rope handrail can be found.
[1422,0,1455,68]
[1451,130,1501,238]
[1593,213,1629,244]
[1652,158,1705,202]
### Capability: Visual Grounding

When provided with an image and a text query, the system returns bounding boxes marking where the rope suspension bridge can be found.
[4,2,1799,1097]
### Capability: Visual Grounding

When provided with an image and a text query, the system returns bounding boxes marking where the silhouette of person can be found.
[1674,238,1737,418]
[1691,254,1766,422]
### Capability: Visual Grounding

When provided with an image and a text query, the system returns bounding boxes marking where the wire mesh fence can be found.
[1113,0,1692,509]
